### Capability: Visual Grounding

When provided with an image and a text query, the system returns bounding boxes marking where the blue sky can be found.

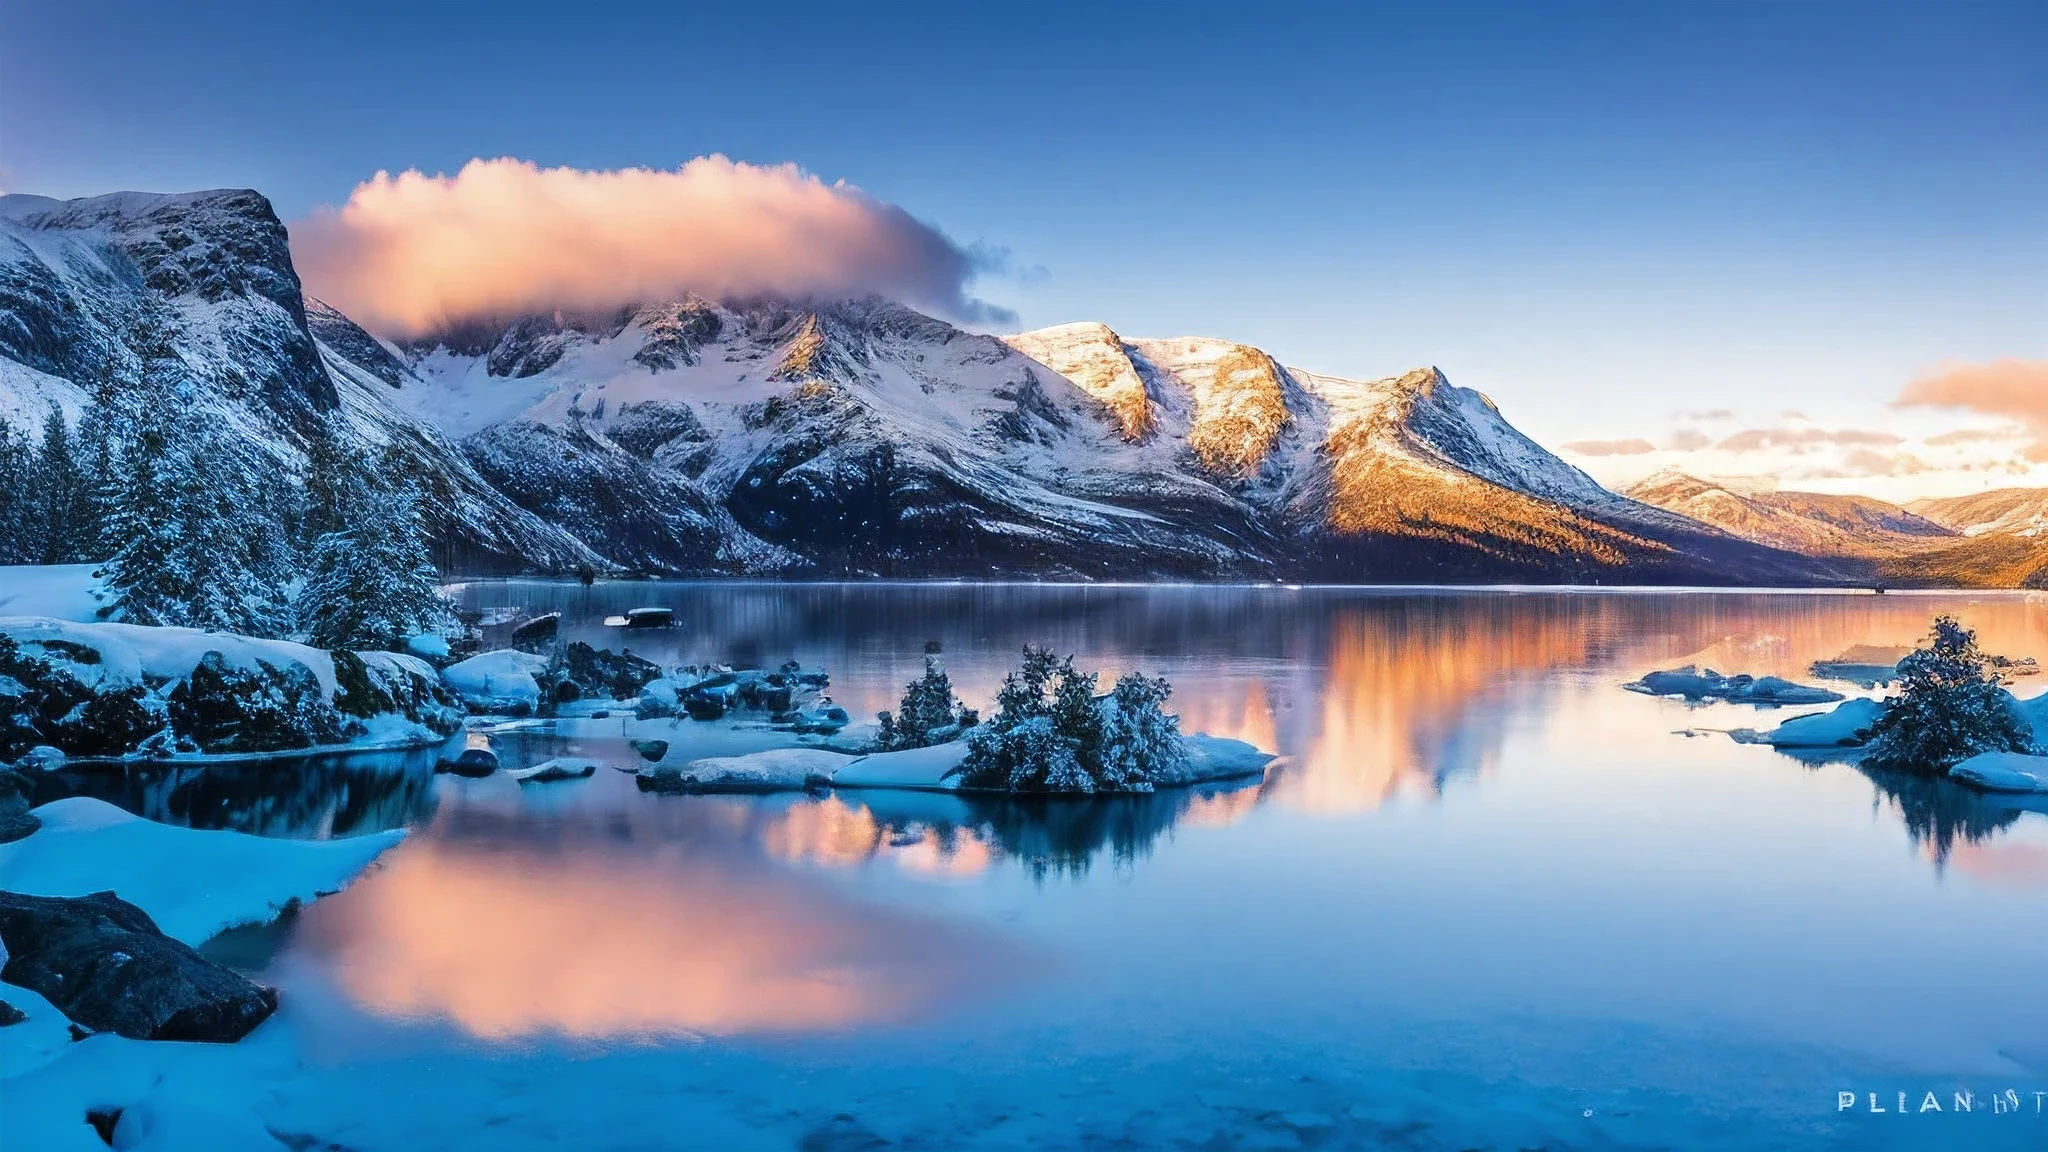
[3,0,2043,495]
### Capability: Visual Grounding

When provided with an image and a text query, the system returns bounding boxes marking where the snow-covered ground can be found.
[0,564,104,621]
[0,797,403,944]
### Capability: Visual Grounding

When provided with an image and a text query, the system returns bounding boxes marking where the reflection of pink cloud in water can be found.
[298,837,1020,1040]
[1942,838,2048,889]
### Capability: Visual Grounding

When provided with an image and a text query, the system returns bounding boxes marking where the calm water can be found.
[74,585,2048,1149]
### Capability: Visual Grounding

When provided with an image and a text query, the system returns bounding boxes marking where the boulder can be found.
[0,998,24,1027]
[167,652,351,753]
[506,758,599,783]
[508,612,560,653]
[0,890,278,1042]
[0,765,38,844]
[631,739,670,762]
[436,746,499,777]
[558,642,664,701]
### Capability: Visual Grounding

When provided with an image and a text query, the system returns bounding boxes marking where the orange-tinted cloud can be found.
[1897,360,2048,461]
[1715,427,1901,452]
[292,156,1010,336]
[1561,437,1656,456]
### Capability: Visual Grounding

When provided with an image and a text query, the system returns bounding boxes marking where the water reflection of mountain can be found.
[26,749,440,839]
[453,582,2048,823]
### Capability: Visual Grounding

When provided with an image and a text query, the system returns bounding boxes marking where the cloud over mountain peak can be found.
[291,156,1012,336]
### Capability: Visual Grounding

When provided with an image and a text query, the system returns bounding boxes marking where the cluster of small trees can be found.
[955,645,1188,793]
[0,386,450,652]
[1867,614,2033,772]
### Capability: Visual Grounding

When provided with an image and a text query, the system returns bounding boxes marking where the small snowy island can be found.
[1714,616,2048,795]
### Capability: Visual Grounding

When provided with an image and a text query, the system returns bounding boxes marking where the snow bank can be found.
[1948,751,2048,793]
[1624,666,1841,706]
[0,797,403,945]
[640,747,852,792]
[1733,697,1885,748]
[1170,735,1277,784]
[0,616,338,697]
[0,564,105,622]
[404,632,450,662]
[440,648,548,714]
[2009,690,2048,749]
[832,741,971,792]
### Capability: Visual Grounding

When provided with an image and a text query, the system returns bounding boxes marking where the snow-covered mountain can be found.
[0,186,1833,583]
[1907,487,2048,539]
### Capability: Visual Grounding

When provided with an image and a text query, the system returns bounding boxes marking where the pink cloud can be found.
[1897,359,2048,460]
[291,156,1010,336]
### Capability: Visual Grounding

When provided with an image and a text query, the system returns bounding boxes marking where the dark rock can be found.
[0,890,279,1042]
[87,1106,122,1144]
[557,641,663,701]
[682,692,727,721]
[331,650,462,735]
[590,710,611,719]
[0,634,168,760]
[0,765,39,843]
[508,612,560,653]
[0,997,25,1026]
[631,739,669,762]
[167,652,351,754]
[435,747,499,777]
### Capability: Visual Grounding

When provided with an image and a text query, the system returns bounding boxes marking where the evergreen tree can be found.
[98,388,291,634]
[298,446,453,651]
[957,646,1187,793]
[0,417,35,564]
[75,393,125,561]
[98,404,192,626]
[875,650,967,750]
[1867,615,2033,773]
[34,406,92,563]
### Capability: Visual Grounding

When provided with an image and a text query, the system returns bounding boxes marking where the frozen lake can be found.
[80,585,2048,1149]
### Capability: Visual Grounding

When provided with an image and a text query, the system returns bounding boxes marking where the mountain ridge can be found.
[0,186,1841,584]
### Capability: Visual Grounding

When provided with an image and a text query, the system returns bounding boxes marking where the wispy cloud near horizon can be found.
[1896,359,2048,460]
[291,156,1013,336]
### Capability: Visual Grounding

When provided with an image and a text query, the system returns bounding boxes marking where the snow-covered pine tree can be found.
[298,444,453,651]
[876,650,967,750]
[1866,614,2033,773]
[35,405,95,564]
[0,416,35,563]
[99,373,292,634]
[97,403,193,626]
[957,646,1187,792]
[75,391,126,561]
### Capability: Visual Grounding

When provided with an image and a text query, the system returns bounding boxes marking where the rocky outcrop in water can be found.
[0,889,280,1042]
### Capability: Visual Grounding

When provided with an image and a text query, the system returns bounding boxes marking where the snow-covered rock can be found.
[1733,697,1886,748]
[0,797,402,944]
[403,632,451,662]
[637,747,852,793]
[505,758,598,783]
[830,741,972,792]
[1624,666,1843,706]
[440,649,548,715]
[1171,735,1278,785]
[1947,751,2048,793]
[0,617,459,761]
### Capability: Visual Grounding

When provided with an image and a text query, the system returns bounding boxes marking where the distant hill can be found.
[1620,471,1953,557]
[1906,488,2048,538]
